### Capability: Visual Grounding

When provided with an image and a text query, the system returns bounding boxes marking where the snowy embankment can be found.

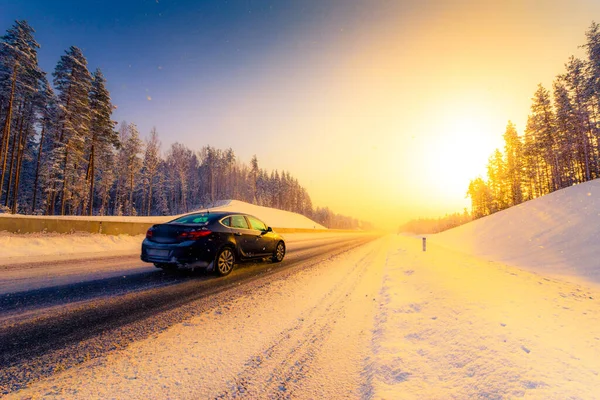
[0,200,325,264]
[202,199,326,229]
[0,232,144,264]
[429,179,600,285]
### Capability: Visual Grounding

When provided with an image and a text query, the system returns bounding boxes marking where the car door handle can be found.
[234,232,242,236]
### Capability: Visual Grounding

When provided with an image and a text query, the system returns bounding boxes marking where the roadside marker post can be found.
[422,237,426,252]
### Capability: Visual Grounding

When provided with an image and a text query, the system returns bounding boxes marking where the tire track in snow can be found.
[215,240,383,399]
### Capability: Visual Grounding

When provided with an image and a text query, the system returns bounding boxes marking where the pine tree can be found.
[467,177,492,218]
[96,148,116,216]
[584,22,600,118]
[10,78,47,213]
[50,46,92,215]
[113,122,129,215]
[486,149,508,212]
[142,127,161,215]
[85,68,117,215]
[166,142,194,213]
[503,121,523,206]
[31,77,56,213]
[0,20,42,208]
[121,123,143,215]
[528,84,561,191]
[553,79,581,185]
[562,57,596,180]
[250,155,259,203]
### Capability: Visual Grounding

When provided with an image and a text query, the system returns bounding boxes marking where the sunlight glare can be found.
[422,106,502,205]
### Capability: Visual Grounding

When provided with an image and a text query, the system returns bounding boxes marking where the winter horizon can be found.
[2,1,600,229]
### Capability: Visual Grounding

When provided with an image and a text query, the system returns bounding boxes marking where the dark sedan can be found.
[141,211,286,276]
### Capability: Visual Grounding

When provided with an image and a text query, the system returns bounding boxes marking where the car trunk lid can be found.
[148,223,208,244]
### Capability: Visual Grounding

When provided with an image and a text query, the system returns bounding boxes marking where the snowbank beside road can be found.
[205,200,325,229]
[0,232,144,265]
[430,179,600,285]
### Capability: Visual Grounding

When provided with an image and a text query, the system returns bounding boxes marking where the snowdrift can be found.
[430,179,600,284]
[204,200,326,229]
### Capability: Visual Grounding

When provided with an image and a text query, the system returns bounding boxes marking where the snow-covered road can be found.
[8,235,600,399]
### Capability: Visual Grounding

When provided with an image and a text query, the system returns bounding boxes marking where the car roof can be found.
[168,211,267,226]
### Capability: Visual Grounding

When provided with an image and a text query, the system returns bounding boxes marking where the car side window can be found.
[231,215,249,229]
[247,216,267,231]
[221,217,231,227]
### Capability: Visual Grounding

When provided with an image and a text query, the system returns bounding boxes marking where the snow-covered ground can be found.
[375,235,600,398]
[430,179,600,286]
[7,183,600,398]
[0,232,145,265]
[10,235,600,398]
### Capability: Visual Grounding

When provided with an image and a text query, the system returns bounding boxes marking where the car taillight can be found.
[146,228,154,239]
[178,230,212,240]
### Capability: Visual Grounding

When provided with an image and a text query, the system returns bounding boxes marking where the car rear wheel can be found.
[216,247,235,276]
[272,241,285,263]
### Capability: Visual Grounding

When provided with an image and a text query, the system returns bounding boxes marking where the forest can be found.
[0,20,369,230]
[467,22,600,219]
[398,211,472,235]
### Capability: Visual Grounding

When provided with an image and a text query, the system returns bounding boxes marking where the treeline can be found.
[0,20,369,230]
[468,22,600,218]
[399,211,472,234]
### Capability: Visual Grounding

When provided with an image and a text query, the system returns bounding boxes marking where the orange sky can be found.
[174,1,600,229]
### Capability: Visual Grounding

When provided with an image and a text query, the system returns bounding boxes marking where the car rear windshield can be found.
[169,214,216,224]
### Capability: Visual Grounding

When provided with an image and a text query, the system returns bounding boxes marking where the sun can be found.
[421,111,503,205]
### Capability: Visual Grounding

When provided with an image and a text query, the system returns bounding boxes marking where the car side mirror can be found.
[267,226,273,232]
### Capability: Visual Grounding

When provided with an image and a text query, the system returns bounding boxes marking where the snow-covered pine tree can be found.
[86,68,117,215]
[156,169,170,215]
[486,149,508,212]
[142,127,161,215]
[553,79,581,185]
[201,146,217,204]
[527,84,561,192]
[0,20,42,209]
[502,121,524,207]
[466,178,492,218]
[562,57,598,180]
[223,148,235,200]
[31,76,57,213]
[112,121,129,215]
[584,22,600,128]
[166,142,193,213]
[50,46,92,215]
[9,87,38,212]
[122,122,143,215]
[249,154,259,203]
